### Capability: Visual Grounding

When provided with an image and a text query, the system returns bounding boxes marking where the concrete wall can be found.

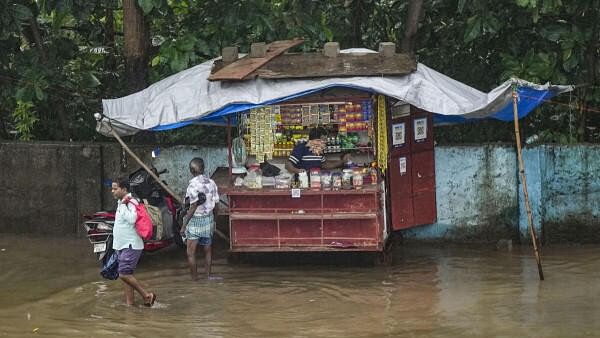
[0,142,102,234]
[152,145,229,197]
[519,145,600,243]
[402,145,519,242]
[1,141,598,243]
[402,144,600,243]
[0,141,227,235]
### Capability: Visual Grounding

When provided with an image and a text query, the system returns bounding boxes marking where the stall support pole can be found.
[227,117,233,185]
[109,128,230,242]
[512,88,544,281]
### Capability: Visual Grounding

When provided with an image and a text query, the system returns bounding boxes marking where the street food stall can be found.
[97,39,572,258]
[225,91,389,252]
[221,88,437,253]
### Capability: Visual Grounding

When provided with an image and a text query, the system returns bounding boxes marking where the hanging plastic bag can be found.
[100,249,119,280]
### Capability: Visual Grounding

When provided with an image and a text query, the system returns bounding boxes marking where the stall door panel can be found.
[411,150,436,225]
[412,191,437,226]
[411,150,435,194]
[389,154,414,230]
[410,110,437,226]
[388,104,414,231]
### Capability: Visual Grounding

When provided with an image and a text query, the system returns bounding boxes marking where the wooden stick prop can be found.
[227,117,233,185]
[109,128,230,242]
[512,87,544,280]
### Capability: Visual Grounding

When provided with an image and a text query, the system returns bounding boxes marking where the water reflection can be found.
[1,235,599,337]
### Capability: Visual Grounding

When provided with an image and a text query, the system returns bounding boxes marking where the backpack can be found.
[127,198,154,240]
[142,199,163,239]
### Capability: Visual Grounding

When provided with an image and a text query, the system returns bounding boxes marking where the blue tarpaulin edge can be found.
[432,86,557,124]
[150,85,555,131]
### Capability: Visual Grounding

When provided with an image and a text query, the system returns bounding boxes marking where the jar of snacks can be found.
[342,169,353,189]
[332,173,342,190]
[352,169,363,190]
[321,171,332,190]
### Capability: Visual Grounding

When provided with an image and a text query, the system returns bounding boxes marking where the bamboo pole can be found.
[109,128,230,242]
[512,88,544,280]
[227,117,233,185]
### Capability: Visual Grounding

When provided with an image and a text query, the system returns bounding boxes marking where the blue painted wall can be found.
[153,145,229,197]
[402,145,519,242]
[519,145,600,243]
[402,144,600,243]
[151,144,598,243]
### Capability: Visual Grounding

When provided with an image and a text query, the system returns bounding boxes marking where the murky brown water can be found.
[1,234,599,337]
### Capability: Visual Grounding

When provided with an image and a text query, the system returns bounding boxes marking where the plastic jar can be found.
[299,171,309,189]
[342,169,353,189]
[352,170,363,190]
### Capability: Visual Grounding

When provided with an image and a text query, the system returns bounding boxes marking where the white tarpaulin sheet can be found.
[99,49,572,136]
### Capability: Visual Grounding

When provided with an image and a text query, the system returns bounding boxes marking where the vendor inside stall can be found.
[285,127,351,174]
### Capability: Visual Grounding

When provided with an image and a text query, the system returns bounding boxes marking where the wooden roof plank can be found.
[252,53,417,79]
[208,39,304,81]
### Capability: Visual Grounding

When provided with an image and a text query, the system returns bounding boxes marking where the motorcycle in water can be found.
[82,166,186,260]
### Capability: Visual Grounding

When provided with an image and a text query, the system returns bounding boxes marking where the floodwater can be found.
[1,235,600,338]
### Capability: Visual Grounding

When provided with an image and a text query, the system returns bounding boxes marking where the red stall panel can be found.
[388,153,414,230]
[387,105,437,230]
[228,188,384,252]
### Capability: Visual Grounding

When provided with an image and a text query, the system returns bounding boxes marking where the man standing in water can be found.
[180,157,220,280]
[111,178,156,306]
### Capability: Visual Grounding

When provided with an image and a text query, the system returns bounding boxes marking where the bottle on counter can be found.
[352,169,363,190]
[332,172,342,190]
[299,171,309,189]
[321,171,332,190]
[370,167,378,185]
[309,168,321,189]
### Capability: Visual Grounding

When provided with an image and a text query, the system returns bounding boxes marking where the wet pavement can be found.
[1,234,599,337]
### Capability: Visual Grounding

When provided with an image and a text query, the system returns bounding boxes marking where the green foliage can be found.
[12,101,38,140]
[137,0,166,15]
[152,33,200,73]
[0,0,598,144]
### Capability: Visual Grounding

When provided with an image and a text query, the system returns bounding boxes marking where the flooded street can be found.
[1,235,600,337]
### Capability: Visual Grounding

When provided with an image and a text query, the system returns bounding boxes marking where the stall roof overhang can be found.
[98,48,573,136]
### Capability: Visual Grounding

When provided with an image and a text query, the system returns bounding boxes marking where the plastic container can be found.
[321,172,332,190]
[332,173,342,190]
[275,175,291,189]
[262,176,275,187]
[310,168,321,189]
[370,168,378,185]
[299,171,309,189]
[342,169,353,189]
[352,170,363,189]
[244,164,262,189]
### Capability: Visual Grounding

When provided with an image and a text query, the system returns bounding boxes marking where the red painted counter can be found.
[225,186,384,252]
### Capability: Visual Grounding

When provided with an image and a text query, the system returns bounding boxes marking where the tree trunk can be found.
[24,2,71,140]
[105,5,116,59]
[580,5,599,142]
[27,17,47,63]
[123,0,150,94]
[400,0,424,56]
[351,0,363,47]
[103,5,117,90]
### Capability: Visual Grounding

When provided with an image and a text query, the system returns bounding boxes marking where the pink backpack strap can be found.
[123,197,140,208]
